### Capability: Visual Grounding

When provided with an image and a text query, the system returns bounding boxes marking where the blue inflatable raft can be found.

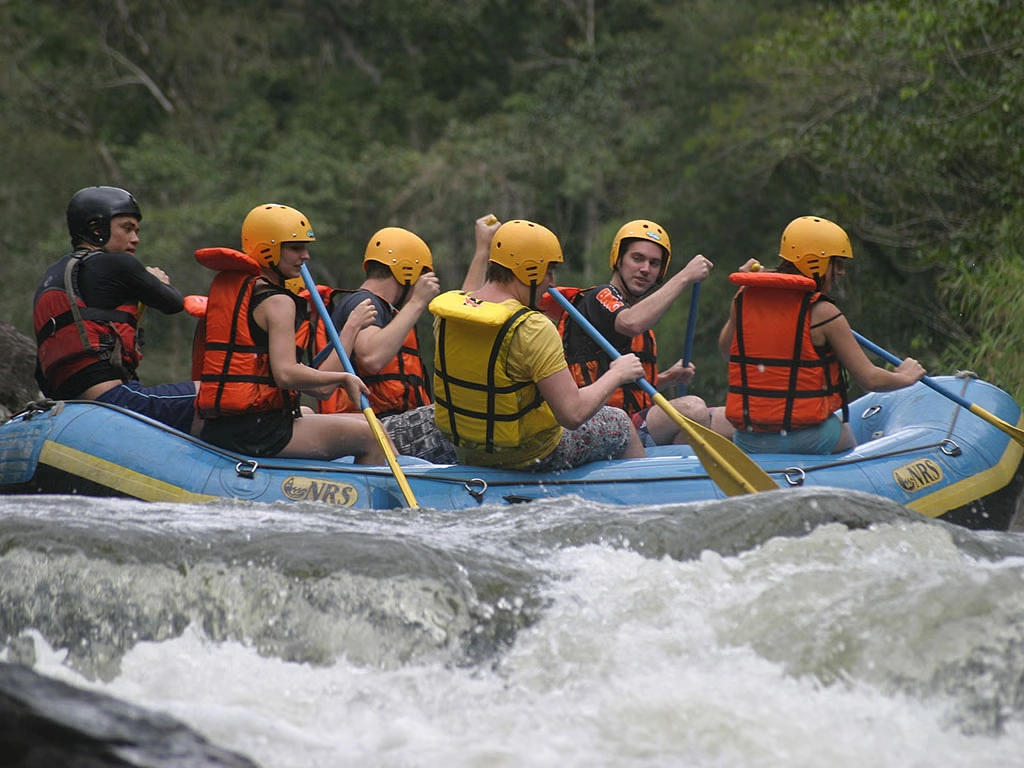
[0,375,1021,530]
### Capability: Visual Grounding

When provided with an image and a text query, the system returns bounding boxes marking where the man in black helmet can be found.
[33,186,201,434]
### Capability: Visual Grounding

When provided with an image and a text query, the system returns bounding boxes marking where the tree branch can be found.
[100,42,175,114]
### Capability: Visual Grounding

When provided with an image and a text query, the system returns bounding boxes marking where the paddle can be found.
[677,282,701,396]
[546,287,778,495]
[853,330,1024,447]
[300,264,420,509]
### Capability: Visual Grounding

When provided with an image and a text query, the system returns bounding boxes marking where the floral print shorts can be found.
[529,406,633,472]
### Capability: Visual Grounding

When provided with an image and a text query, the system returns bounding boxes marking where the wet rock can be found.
[0,320,39,422]
[0,661,258,767]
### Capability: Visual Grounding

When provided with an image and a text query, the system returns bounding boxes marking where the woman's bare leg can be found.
[278,413,390,464]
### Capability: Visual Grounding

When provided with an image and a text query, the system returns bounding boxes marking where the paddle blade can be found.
[853,329,1024,449]
[546,284,776,496]
[364,407,419,509]
[969,404,1024,447]
[651,393,778,495]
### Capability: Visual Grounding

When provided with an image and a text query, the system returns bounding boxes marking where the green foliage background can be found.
[2,0,1021,404]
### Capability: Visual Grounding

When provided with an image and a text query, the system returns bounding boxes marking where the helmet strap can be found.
[812,257,831,289]
[528,282,539,309]
[612,263,645,304]
[395,282,412,309]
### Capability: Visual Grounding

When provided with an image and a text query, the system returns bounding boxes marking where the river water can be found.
[2,488,1024,767]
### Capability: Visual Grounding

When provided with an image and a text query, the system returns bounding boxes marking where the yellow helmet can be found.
[241,203,316,268]
[779,216,853,279]
[363,227,433,285]
[609,219,672,282]
[489,219,563,285]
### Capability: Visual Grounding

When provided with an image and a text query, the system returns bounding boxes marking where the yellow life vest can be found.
[430,291,562,469]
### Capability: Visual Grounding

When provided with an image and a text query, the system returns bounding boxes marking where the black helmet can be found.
[67,186,143,247]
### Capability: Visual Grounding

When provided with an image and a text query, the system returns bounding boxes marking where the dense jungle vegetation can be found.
[1,0,1021,403]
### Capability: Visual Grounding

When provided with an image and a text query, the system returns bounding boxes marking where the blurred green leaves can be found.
[1,0,1021,398]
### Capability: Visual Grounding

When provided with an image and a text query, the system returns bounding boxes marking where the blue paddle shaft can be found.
[851,330,973,411]
[300,264,372,411]
[682,283,701,366]
[547,287,658,399]
[678,282,701,396]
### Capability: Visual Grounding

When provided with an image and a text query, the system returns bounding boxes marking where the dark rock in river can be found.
[0,320,40,423]
[0,661,258,767]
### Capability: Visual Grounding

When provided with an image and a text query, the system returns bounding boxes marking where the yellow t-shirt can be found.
[434,298,566,469]
[503,301,568,384]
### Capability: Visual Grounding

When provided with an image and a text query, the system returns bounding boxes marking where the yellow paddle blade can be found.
[969,404,1024,446]
[364,407,419,509]
[651,393,778,495]
[853,329,1024,448]
[545,284,776,497]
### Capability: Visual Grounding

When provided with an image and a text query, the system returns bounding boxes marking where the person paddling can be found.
[536,219,713,447]
[314,227,456,464]
[194,203,388,464]
[718,215,926,454]
[430,219,646,471]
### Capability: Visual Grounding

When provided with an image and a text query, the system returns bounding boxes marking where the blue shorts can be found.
[96,380,197,434]
[732,414,842,455]
[630,407,657,448]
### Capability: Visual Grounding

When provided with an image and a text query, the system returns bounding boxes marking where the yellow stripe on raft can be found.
[40,441,220,503]
[907,415,1024,519]
[37,411,1024,515]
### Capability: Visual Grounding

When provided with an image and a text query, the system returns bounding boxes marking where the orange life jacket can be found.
[725,271,848,432]
[540,285,657,416]
[312,290,431,417]
[290,286,356,414]
[33,250,142,396]
[193,247,300,419]
[294,286,337,369]
[187,295,210,382]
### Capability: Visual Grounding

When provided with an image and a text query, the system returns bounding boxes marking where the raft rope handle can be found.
[940,374,975,443]
[464,477,488,502]
[782,467,806,487]
[19,399,59,420]
[860,404,885,440]
[235,459,259,478]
